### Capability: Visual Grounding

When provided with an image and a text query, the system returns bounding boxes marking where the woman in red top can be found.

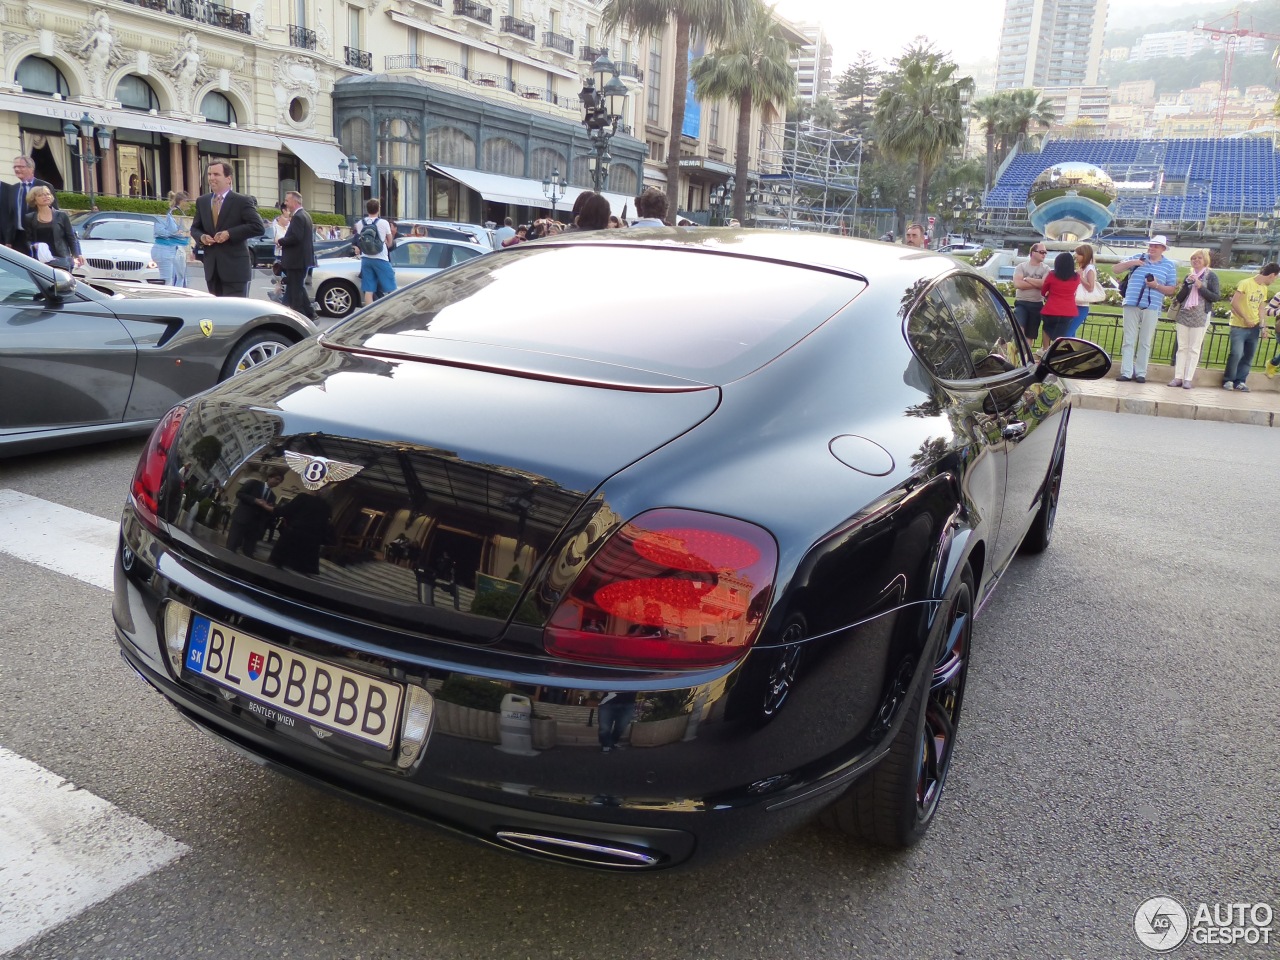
[1040,252,1081,346]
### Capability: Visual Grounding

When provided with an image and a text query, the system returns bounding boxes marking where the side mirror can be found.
[36,267,78,302]
[1036,337,1112,381]
[51,268,77,298]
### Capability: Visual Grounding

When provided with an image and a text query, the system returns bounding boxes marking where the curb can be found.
[1069,388,1278,427]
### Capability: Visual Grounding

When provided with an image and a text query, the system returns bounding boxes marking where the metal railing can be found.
[581,45,605,62]
[288,24,317,50]
[499,15,535,40]
[123,0,252,34]
[453,0,493,24]
[1074,310,1276,373]
[543,31,574,55]
[383,54,581,109]
[344,46,372,69]
[615,61,643,82]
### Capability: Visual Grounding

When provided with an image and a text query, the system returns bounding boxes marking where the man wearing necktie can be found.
[226,467,284,557]
[2,156,55,256]
[190,160,264,297]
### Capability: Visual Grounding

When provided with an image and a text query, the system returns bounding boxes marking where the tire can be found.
[1021,439,1065,555]
[219,330,296,381]
[317,280,359,318]
[820,566,974,848]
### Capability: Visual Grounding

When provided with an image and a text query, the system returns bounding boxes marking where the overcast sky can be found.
[771,0,1210,73]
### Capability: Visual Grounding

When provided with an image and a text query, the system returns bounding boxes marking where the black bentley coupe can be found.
[113,230,1109,870]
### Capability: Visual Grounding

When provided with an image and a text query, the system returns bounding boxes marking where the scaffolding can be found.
[754,121,862,233]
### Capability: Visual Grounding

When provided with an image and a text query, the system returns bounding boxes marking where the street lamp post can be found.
[336,154,368,223]
[542,167,565,218]
[710,184,724,225]
[579,50,630,192]
[62,113,112,208]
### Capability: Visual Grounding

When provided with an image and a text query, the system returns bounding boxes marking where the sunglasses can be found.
[1032,248,1046,254]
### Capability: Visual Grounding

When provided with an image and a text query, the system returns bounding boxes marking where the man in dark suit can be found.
[189,160,264,297]
[3,156,56,254]
[277,190,316,320]
[226,468,283,558]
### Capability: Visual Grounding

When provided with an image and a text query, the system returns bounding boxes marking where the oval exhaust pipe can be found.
[495,830,665,869]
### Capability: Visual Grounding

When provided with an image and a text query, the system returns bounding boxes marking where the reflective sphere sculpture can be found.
[1027,162,1116,241]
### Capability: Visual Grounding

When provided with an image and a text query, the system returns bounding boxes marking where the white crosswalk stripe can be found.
[0,488,118,590]
[0,492,186,952]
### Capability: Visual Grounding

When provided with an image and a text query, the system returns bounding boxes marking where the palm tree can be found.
[971,93,1006,192]
[603,0,750,224]
[999,88,1057,157]
[689,0,797,222]
[873,44,974,224]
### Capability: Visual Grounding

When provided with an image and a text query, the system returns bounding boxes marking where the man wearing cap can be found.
[1114,236,1179,382]
[1223,262,1280,391]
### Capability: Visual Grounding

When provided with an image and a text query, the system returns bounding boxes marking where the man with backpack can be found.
[352,197,396,307]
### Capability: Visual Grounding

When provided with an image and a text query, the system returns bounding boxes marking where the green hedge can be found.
[56,192,347,228]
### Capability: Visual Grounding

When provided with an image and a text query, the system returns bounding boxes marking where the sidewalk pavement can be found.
[1069,362,1280,427]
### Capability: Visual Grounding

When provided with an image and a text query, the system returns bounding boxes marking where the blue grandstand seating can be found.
[984,137,1280,222]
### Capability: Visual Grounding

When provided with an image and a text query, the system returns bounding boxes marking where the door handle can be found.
[1002,421,1027,440]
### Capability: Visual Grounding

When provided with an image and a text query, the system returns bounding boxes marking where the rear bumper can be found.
[112,524,906,870]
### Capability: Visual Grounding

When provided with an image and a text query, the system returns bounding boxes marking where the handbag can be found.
[1076,271,1105,304]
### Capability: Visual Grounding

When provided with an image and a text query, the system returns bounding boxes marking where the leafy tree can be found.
[690,0,797,223]
[873,42,973,223]
[603,0,750,224]
[834,50,881,138]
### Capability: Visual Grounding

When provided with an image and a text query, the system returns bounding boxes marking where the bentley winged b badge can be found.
[284,451,365,490]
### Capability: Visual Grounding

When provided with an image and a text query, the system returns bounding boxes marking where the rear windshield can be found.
[328,244,863,383]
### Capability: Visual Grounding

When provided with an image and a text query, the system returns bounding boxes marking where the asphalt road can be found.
[0,410,1276,959]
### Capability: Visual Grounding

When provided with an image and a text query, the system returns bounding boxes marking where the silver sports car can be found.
[0,244,317,457]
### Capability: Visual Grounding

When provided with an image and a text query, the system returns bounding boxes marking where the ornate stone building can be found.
[0,0,788,221]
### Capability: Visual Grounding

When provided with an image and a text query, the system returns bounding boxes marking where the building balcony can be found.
[543,31,573,56]
[615,61,644,83]
[499,15,535,41]
[345,46,372,69]
[289,24,317,50]
[122,0,252,34]
[453,0,492,25]
[582,45,606,62]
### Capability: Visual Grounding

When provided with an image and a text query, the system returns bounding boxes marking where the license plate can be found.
[185,615,403,749]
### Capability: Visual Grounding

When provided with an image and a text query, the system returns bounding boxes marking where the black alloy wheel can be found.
[820,566,974,848]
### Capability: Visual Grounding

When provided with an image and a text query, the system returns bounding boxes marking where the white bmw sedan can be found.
[74,218,162,284]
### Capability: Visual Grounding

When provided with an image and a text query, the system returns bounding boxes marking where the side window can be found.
[423,243,453,269]
[451,246,481,266]
[940,275,1030,374]
[906,287,973,381]
[0,257,42,304]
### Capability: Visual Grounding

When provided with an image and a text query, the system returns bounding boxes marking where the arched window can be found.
[425,126,475,168]
[609,163,638,197]
[117,75,160,112]
[341,117,372,162]
[482,137,524,177]
[377,117,421,167]
[200,92,237,126]
[15,57,70,98]
[528,146,566,182]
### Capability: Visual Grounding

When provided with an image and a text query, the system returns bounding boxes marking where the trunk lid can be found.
[167,341,719,644]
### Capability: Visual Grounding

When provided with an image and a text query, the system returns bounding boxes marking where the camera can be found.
[1146,274,1158,284]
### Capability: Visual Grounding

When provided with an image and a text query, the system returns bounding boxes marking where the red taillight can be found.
[545,508,777,668]
[130,405,186,531]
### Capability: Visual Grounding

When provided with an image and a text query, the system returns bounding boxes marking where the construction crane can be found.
[1194,12,1280,137]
